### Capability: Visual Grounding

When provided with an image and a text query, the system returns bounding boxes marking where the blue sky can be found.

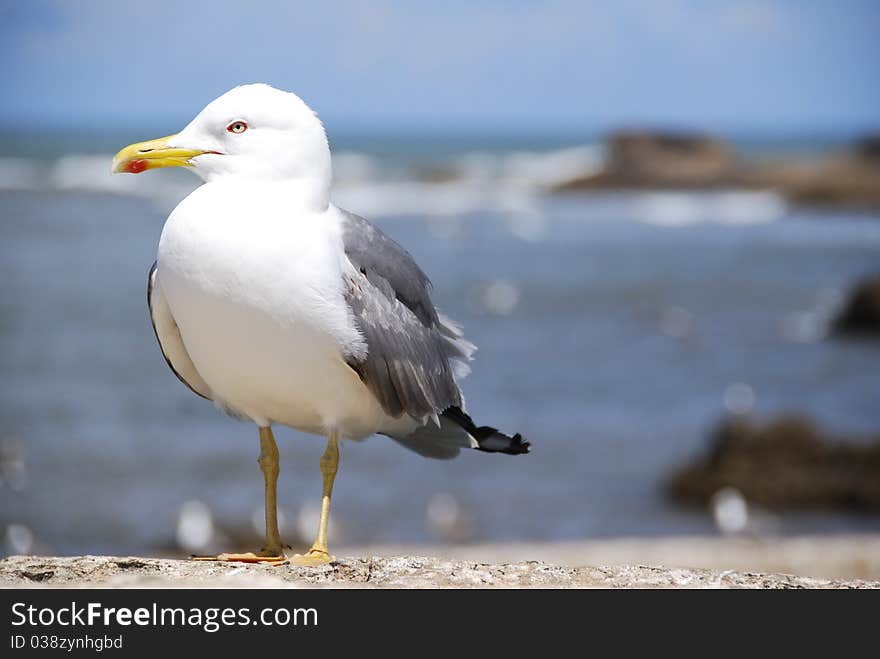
[2,0,878,135]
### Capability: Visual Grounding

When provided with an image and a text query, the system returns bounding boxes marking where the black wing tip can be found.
[509,433,531,455]
[475,429,531,456]
[441,406,531,456]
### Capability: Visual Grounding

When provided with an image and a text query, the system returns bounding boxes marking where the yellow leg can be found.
[290,431,339,567]
[192,426,286,565]
[257,426,283,555]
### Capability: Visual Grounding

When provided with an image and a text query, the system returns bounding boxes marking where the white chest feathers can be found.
[155,183,374,431]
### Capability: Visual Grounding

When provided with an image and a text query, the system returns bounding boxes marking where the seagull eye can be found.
[227,121,248,134]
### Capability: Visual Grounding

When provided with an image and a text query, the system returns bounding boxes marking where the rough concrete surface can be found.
[355,535,880,581]
[1,553,878,589]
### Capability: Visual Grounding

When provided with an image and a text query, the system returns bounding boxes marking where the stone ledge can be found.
[2,555,877,589]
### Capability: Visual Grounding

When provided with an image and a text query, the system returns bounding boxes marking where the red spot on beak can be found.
[126,159,148,174]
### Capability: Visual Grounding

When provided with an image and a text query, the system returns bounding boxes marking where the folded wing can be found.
[339,210,474,423]
[147,262,212,401]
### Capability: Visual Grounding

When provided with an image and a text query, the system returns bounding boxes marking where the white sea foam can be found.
[333,180,540,220]
[498,145,603,189]
[1,148,788,230]
[0,153,199,208]
[50,154,142,194]
[634,190,787,227]
[332,151,381,185]
[328,145,602,225]
[48,153,198,210]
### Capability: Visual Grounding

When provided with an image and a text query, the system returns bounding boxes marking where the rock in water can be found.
[668,415,880,510]
[555,130,736,190]
[833,275,880,337]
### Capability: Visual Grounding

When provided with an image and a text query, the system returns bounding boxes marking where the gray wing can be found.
[147,262,212,400]
[340,210,475,421]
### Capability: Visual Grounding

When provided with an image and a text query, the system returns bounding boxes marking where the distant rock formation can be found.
[668,415,880,510]
[554,131,880,210]
[856,134,880,161]
[832,274,880,337]
[743,150,880,210]
[556,130,736,190]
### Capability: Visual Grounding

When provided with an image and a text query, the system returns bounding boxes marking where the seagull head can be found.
[112,84,331,191]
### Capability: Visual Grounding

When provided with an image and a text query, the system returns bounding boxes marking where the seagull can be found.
[112,84,530,566]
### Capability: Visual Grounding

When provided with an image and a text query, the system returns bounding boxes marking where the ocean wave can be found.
[498,145,604,189]
[330,145,601,222]
[50,154,198,207]
[333,180,540,218]
[634,190,787,227]
[0,149,787,229]
[0,154,198,210]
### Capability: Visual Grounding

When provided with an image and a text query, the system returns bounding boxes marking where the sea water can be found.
[1,133,879,555]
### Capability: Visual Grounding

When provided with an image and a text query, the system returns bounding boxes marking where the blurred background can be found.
[1,1,879,575]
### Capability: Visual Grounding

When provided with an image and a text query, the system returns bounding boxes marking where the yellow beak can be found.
[111,135,210,174]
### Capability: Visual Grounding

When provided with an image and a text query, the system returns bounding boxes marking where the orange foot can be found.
[191,550,287,566]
